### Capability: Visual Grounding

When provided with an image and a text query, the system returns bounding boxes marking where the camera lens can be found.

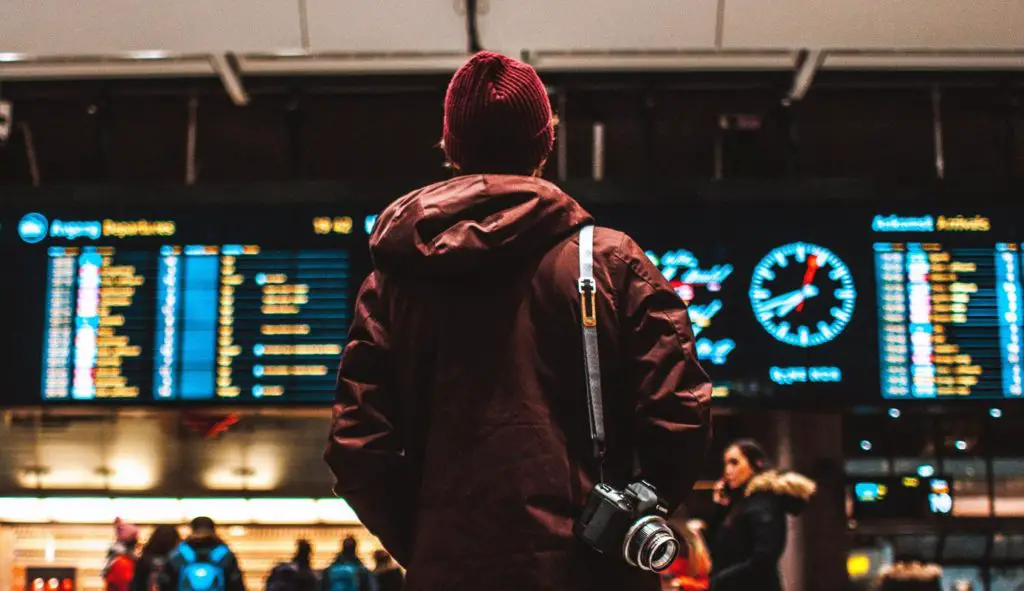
[622,515,680,573]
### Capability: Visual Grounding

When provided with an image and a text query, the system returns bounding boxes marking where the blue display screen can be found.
[851,476,954,519]
[3,208,367,404]
[2,198,1022,406]
[872,215,1024,400]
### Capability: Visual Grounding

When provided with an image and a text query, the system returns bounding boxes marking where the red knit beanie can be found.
[443,51,555,175]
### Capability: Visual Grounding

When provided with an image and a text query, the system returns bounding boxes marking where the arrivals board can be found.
[869,214,1023,400]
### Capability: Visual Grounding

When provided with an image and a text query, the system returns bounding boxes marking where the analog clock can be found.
[749,242,856,347]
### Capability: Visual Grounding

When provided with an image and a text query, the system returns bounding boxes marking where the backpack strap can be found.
[577,225,606,482]
[178,543,197,565]
[209,545,230,563]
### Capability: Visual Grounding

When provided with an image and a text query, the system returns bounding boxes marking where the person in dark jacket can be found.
[876,562,943,591]
[324,50,712,591]
[159,517,246,591]
[372,551,403,591]
[321,537,374,591]
[268,540,319,591]
[132,525,181,591]
[706,440,816,591]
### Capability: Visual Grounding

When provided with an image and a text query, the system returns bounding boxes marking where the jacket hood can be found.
[744,470,817,515]
[370,175,592,276]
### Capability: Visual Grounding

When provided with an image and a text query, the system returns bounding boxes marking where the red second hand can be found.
[796,255,819,312]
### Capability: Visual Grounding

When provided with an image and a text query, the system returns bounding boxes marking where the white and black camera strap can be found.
[577,225,607,482]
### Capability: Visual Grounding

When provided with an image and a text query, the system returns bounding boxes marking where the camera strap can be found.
[577,225,607,482]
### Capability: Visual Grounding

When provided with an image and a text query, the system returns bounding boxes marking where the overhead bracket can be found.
[210,53,249,106]
[785,49,825,104]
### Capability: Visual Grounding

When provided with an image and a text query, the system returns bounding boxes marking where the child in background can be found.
[102,519,139,591]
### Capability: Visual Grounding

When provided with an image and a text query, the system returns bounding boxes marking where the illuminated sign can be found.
[936,215,990,232]
[872,214,990,233]
[18,212,49,243]
[50,219,102,241]
[769,366,842,386]
[313,216,354,235]
[872,215,935,233]
[102,219,176,238]
[364,214,379,235]
[20,214,176,242]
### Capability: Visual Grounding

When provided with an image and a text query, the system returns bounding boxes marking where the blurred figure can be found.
[160,517,245,591]
[371,551,403,591]
[707,439,816,591]
[266,540,318,591]
[661,521,710,590]
[321,537,374,591]
[132,525,181,591]
[876,562,942,591]
[324,49,710,591]
[103,518,139,591]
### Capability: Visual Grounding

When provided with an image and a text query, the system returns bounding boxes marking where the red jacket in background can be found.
[104,554,135,591]
[325,175,712,591]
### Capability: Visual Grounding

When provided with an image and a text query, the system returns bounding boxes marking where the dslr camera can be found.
[574,480,679,572]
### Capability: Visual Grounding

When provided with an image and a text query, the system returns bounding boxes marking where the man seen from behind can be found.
[325,51,712,591]
[159,517,245,591]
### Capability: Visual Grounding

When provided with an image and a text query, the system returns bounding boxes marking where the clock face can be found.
[748,242,857,347]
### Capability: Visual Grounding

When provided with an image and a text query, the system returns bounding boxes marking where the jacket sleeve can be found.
[324,271,414,565]
[617,235,712,509]
[709,501,787,588]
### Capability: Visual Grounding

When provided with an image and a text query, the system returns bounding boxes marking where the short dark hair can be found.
[728,438,771,473]
[341,536,357,556]
[190,516,216,532]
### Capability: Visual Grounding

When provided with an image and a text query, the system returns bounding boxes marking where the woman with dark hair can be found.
[131,525,180,591]
[706,439,816,591]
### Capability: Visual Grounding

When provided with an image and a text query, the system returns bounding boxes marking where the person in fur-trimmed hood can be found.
[876,561,943,591]
[706,439,817,591]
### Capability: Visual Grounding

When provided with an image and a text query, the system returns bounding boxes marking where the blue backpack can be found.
[177,543,230,591]
[323,562,363,591]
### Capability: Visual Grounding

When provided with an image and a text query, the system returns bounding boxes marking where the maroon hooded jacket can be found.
[325,175,712,591]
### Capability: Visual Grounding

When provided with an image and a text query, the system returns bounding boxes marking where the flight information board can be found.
[3,196,1023,407]
[41,245,349,401]
[2,208,368,405]
[872,215,1023,400]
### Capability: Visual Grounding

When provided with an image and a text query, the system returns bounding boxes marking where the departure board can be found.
[873,214,1023,400]
[2,207,368,405]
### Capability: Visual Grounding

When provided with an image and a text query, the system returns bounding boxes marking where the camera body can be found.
[574,480,679,572]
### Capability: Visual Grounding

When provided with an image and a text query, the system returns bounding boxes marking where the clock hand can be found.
[761,289,806,312]
[796,255,819,312]
[777,285,820,318]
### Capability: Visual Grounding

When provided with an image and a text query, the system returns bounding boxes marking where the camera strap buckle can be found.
[578,278,597,327]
